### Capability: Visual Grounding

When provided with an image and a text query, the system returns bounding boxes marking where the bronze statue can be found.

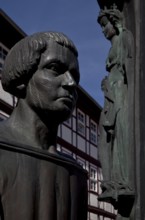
[97,8,135,209]
[0,32,88,220]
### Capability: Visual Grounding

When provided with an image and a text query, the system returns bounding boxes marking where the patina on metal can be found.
[0,32,88,220]
[97,4,135,219]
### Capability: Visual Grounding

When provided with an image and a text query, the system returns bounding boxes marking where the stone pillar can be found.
[124,0,145,219]
[134,0,145,219]
[96,0,144,219]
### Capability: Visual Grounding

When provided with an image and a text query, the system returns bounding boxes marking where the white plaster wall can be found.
[86,115,89,127]
[89,193,98,207]
[90,144,98,159]
[73,117,76,131]
[86,141,90,154]
[90,212,98,220]
[87,127,89,140]
[99,216,104,220]
[73,132,76,146]
[99,201,104,210]
[104,202,114,213]
[0,82,13,105]
[77,135,86,152]
[62,125,71,144]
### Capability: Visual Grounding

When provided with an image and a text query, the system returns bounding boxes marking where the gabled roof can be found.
[0,8,26,49]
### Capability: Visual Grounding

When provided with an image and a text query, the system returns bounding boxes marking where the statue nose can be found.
[62,71,76,87]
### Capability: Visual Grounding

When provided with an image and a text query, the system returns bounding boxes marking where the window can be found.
[90,167,97,192]
[90,167,97,179]
[90,121,97,144]
[78,111,84,123]
[77,110,85,135]
[90,180,97,192]
[0,44,9,78]
[0,45,8,61]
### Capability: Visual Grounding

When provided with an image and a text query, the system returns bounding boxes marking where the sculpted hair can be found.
[1,31,78,97]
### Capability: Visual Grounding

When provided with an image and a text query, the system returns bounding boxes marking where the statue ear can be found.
[15,84,27,98]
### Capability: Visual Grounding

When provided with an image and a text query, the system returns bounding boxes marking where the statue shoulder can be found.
[119,28,134,58]
[122,28,134,46]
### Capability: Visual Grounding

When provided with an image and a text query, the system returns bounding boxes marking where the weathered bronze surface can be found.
[0,32,88,220]
[97,5,135,219]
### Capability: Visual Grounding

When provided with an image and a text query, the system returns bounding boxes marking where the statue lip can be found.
[58,95,74,101]
[57,96,76,108]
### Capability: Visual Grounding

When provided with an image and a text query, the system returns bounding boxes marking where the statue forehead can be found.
[40,39,78,67]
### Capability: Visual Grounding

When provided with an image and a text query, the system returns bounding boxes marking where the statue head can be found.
[97,8,123,39]
[1,32,78,98]
[1,32,80,122]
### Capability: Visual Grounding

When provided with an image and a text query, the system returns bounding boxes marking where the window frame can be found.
[77,109,85,136]
[90,120,97,144]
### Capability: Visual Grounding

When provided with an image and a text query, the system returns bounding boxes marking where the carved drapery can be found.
[96,1,135,219]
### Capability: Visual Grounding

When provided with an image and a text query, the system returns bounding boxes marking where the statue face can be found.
[100,16,116,40]
[26,40,80,122]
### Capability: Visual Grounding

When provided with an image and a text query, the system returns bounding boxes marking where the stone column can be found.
[124,0,145,219]
[96,0,142,219]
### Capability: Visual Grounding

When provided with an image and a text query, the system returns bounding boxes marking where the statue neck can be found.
[110,35,118,44]
[5,99,59,152]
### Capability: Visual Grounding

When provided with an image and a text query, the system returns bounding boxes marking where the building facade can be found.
[0,9,116,220]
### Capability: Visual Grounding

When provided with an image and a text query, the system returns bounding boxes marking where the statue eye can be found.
[45,62,66,75]
[48,63,60,72]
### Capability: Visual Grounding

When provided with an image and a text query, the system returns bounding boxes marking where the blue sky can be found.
[1,0,110,106]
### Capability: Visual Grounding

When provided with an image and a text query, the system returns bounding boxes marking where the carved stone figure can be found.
[97,8,135,209]
[0,32,88,220]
